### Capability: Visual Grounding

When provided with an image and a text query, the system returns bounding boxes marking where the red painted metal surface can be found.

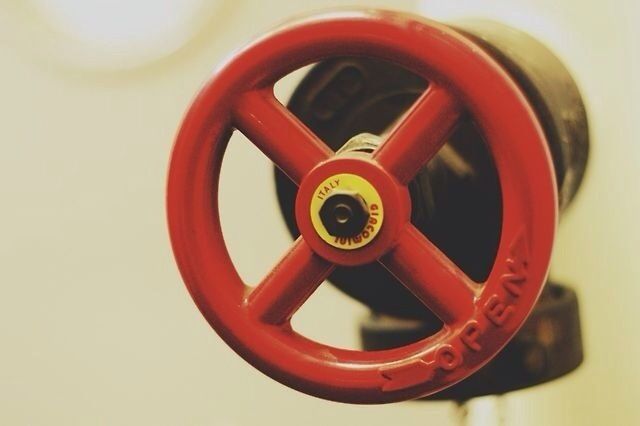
[166,10,557,403]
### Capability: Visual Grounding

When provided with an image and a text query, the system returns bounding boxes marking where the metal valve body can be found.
[276,19,588,319]
[274,20,588,399]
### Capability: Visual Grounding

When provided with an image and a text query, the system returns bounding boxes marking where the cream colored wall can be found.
[0,0,637,425]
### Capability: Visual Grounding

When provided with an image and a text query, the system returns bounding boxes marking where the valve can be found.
[167,10,587,403]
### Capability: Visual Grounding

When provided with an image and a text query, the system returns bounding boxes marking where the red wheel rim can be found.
[167,10,557,403]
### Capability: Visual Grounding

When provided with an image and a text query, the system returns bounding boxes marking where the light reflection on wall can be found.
[14,0,230,70]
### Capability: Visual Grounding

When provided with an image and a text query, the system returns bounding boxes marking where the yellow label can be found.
[310,173,384,250]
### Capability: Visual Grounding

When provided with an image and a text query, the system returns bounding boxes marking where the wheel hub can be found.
[311,173,384,249]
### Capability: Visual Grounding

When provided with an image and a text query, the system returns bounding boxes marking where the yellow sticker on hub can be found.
[310,173,384,250]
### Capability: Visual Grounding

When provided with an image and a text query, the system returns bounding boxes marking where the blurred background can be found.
[0,0,638,424]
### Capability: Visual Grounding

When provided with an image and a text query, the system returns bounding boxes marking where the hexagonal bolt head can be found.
[319,191,370,238]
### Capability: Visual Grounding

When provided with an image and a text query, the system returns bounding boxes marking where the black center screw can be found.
[319,191,370,238]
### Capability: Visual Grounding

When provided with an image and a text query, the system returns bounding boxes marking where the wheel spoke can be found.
[379,225,477,324]
[244,238,334,325]
[373,84,462,184]
[233,89,333,184]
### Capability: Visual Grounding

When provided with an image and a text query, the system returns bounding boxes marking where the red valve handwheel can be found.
[167,10,557,403]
